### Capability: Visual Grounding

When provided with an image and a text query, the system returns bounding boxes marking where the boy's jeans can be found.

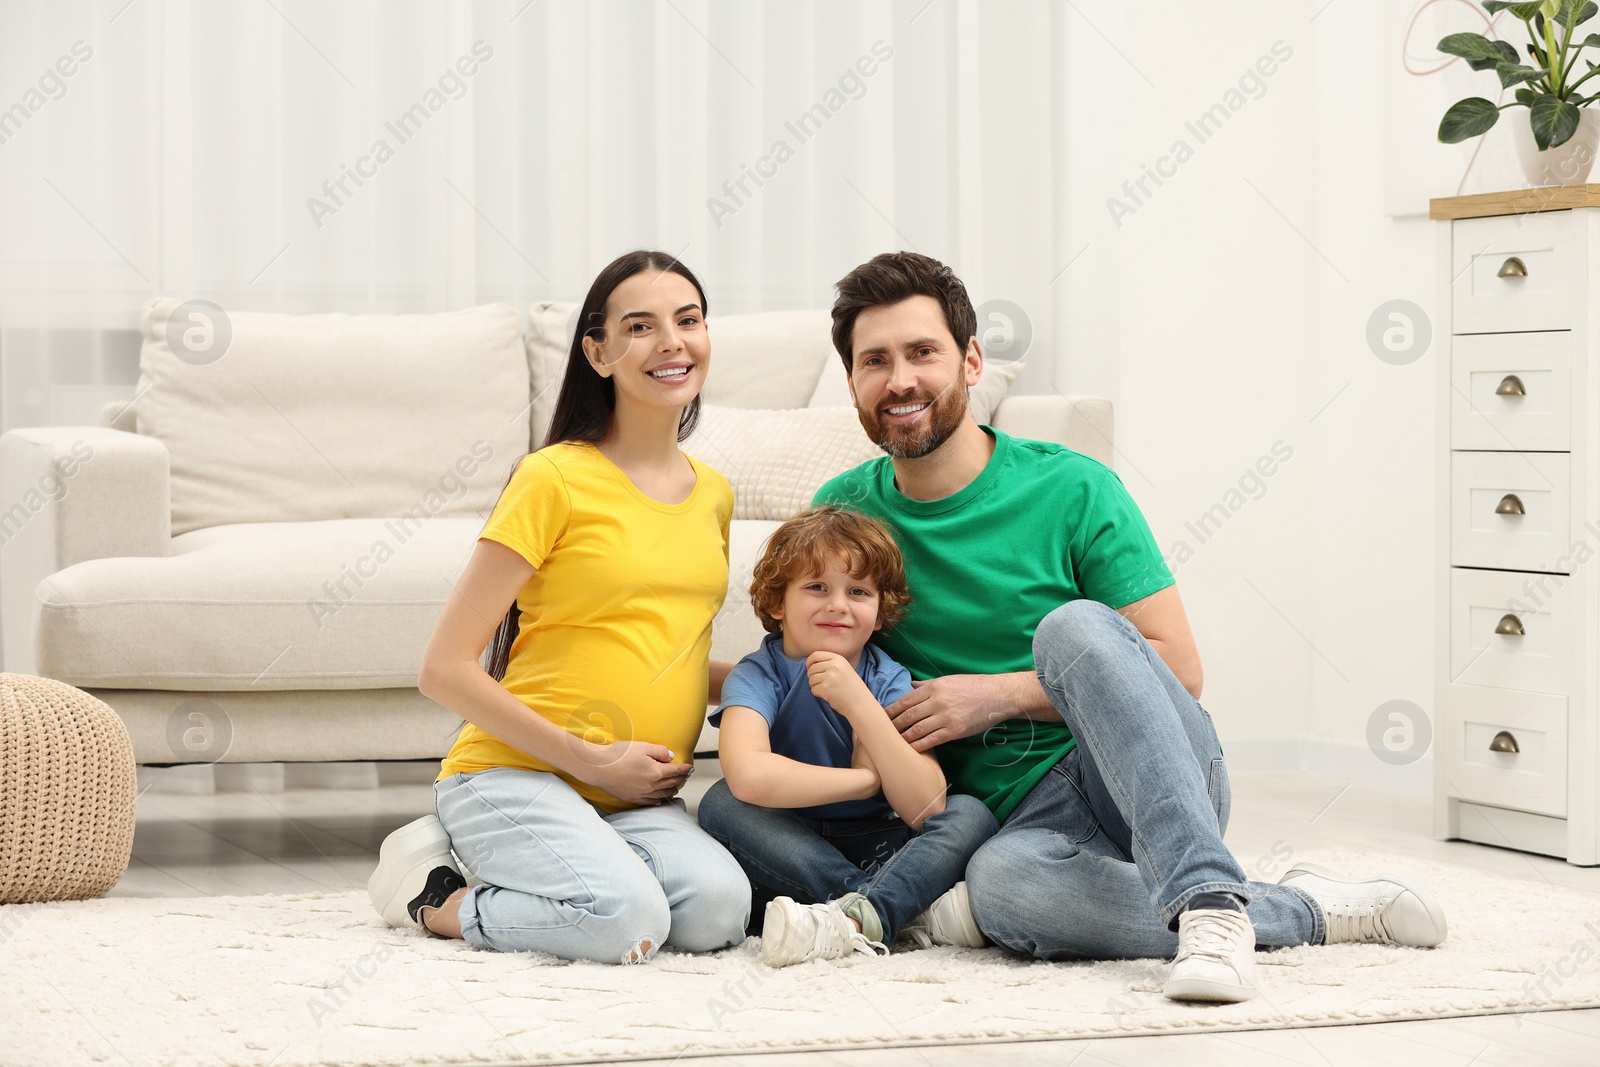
[967,598,1324,960]
[698,782,997,942]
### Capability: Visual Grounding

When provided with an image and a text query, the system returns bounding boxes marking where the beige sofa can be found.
[0,299,1113,766]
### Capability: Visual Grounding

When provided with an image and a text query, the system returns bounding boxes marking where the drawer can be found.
[1438,684,1567,817]
[1451,211,1579,333]
[1450,451,1570,573]
[1448,568,1573,694]
[1450,332,1572,451]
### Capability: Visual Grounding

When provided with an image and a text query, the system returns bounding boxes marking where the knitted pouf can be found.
[0,673,137,903]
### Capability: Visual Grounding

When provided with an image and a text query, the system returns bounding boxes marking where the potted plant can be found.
[1437,1,1600,185]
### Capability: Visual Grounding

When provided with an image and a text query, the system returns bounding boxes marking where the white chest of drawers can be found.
[1433,187,1600,866]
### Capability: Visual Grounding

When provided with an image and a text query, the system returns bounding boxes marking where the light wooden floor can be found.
[112,765,1600,1066]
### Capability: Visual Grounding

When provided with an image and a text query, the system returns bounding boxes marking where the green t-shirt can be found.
[813,428,1174,822]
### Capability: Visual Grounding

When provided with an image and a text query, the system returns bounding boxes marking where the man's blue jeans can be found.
[698,782,997,942]
[966,599,1324,960]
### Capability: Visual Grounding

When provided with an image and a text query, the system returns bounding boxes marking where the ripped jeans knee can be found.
[597,896,672,965]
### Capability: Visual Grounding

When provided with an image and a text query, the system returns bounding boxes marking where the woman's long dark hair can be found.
[483,250,709,682]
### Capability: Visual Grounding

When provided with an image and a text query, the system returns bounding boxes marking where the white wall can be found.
[1056,1,1448,791]
[1059,4,1318,748]
[1306,0,1438,787]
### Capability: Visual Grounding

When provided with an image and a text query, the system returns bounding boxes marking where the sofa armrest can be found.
[991,394,1114,467]
[1,426,171,673]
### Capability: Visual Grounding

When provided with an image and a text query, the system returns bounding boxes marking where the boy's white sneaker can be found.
[1163,908,1258,1003]
[1278,863,1447,948]
[760,896,888,968]
[367,814,467,931]
[901,881,986,949]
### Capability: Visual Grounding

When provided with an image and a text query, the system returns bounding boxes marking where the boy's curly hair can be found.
[750,506,911,635]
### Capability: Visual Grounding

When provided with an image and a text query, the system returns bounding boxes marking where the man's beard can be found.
[858,382,969,460]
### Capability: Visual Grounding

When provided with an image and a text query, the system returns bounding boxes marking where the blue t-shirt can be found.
[711,633,915,821]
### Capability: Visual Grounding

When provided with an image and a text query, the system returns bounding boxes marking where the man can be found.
[812,251,1446,1003]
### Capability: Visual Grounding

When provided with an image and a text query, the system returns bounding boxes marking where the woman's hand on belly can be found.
[573,740,694,807]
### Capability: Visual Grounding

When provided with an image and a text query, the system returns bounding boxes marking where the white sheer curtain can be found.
[0,0,1075,433]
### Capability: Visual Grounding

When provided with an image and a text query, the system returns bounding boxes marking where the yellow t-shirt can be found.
[437,441,733,813]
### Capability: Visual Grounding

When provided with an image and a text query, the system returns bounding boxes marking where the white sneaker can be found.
[1163,908,1258,1003]
[367,814,467,931]
[760,896,889,968]
[901,881,986,949]
[1278,863,1447,948]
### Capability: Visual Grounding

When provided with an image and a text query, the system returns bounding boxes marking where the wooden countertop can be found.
[1430,184,1600,220]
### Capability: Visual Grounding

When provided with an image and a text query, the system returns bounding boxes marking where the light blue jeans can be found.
[434,766,750,963]
[966,599,1324,960]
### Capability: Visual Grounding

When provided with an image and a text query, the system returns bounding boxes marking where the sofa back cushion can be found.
[137,300,529,536]
[526,302,833,448]
[682,406,884,521]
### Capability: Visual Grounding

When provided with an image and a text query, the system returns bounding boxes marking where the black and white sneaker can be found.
[368,815,467,931]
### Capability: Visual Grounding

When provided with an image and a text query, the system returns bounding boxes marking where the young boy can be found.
[697,506,998,967]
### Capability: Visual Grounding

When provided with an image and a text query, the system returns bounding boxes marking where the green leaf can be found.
[1517,86,1539,104]
[1440,97,1504,142]
[1499,62,1550,85]
[1530,92,1582,145]
[1584,33,1600,47]
[1554,0,1597,28]
[1483,1,1547,16]
[1440,32,1522,69]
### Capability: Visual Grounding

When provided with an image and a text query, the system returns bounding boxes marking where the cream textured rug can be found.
[3,848,1597,1067]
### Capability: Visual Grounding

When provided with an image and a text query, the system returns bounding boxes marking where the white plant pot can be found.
[1513,107,1600,185]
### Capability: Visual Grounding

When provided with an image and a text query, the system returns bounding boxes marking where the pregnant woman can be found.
[367,250,749,963]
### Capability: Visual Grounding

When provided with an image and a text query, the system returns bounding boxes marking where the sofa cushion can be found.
[807,356,1026,426]
[36,518,481,691]
[683,407,883,522]
[38,512,785,699]
[712,518,783,667]
[527,302,833,447]
[136,300,529,536]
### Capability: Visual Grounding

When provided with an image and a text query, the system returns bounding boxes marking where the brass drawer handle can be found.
[1498,256,1528,278]
[1495,493,1526,516]
[1490,730,1520,754]
[1495,614,1525,636]
[1496,374,1527,397]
